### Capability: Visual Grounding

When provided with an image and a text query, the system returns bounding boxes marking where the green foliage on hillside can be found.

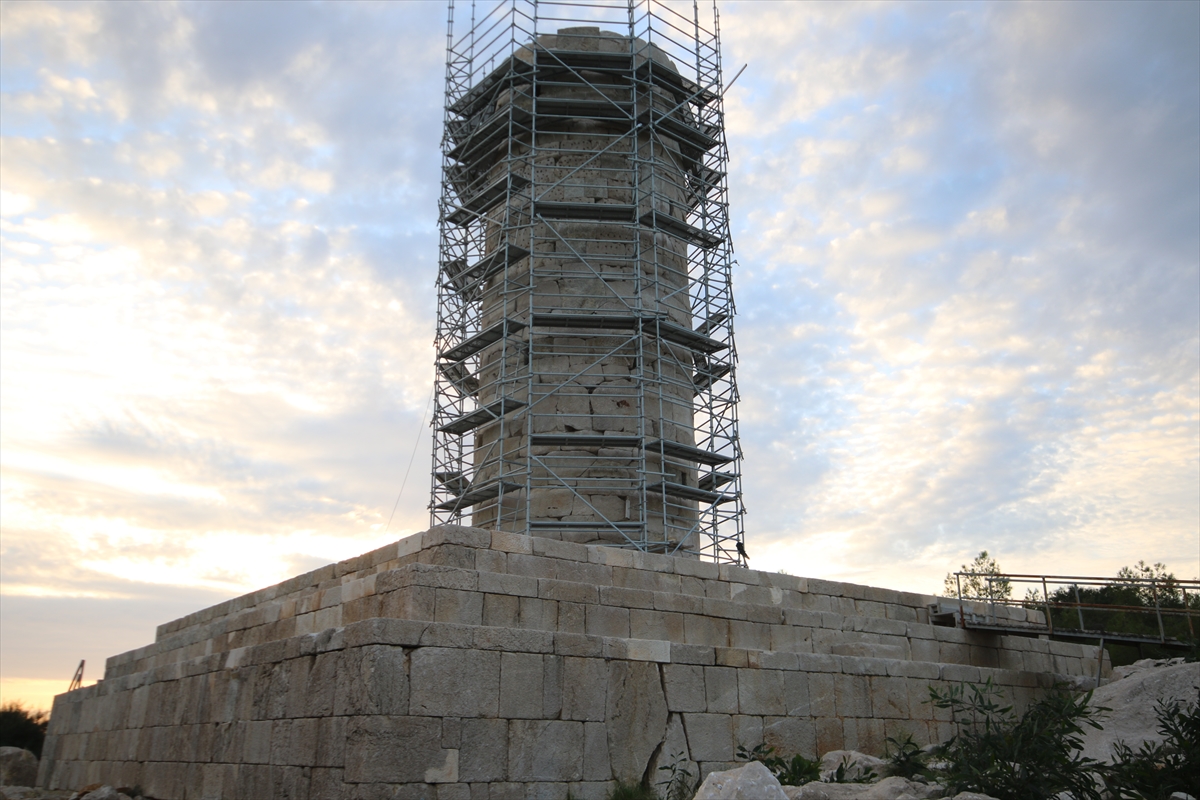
[0,701,49,758]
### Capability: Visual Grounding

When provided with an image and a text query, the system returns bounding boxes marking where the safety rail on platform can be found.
[947,571,1199,651]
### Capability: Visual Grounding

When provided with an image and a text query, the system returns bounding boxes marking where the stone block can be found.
[663,664,706,712]
[738,669,786,715]
[808,674,837,721]
[381,586,437,622]
[519,597,559,631]
[585,605,630,638]
[940,663,981,683]
[492,530,533,555]
[704,666,739,714]
[425,525,493,550]
[630,609,684,642]
[729,621,771,651]
[459,718,508,782]
[345,715,445,783]
[606,660,668,783]
[869,676,909,719]
[684,615,729,647]
[316,716,346,767]
[682,713,733,761]
[715,648,749,668]
[508,720,585,781]
[335,645,408,716]
[732,715,763,753]
[558,601,586,634]
[478,572,539,598]
[582,721,612,781]
[653,590,705,614]
[671,643,715,665]
[540,578,598,605]
[435,588,484,625]
[499,652,545,718]
[475,549,507,574]
[557,560,612,585]
[834,674,871,718]
[508,554,559,580]
[473,626,555,654]
[543,655,563,718]
[483,594,520,628]
[624,639,671,663]
[563,657,608,721]
[599,586,655,609]
[545,629,597,656]
[764,716,817,760]
[410,648,500,718]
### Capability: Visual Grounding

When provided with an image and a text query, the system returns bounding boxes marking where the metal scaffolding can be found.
[430,0,745,564]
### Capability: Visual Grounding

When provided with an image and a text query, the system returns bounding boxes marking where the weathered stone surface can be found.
[498,652,544,718]
[459,718,508,782]
[605,660,668,783]
[1080,660,1200,762]
[682,713,733,762]
[409,648,500,717]
[507,720,584,781]
[0,747,38,787]
[693,761,787,800]
[648,713,696,792]
[345,716,445,783]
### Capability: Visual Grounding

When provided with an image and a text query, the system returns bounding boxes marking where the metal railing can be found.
[951,571,1199,648]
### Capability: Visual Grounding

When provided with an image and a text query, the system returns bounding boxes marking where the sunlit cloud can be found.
[1,0,1196,711]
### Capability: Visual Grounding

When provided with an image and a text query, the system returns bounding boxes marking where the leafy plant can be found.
[884,732,928,780]
[1101,694,1200,799]
[656,750,700,800]
[0,701,49,758]
[944,551,1012,601]
[605,780,657,800]
[736,742,820,786]
[827,754,876,783]
[928,677,1107,800]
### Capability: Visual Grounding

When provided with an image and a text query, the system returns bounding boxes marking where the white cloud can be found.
[0,0,1196,709]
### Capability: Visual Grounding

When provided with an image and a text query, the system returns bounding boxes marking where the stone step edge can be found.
[87,618,1075,698]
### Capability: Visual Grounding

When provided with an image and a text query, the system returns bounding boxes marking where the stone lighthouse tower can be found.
[430,1,744,563]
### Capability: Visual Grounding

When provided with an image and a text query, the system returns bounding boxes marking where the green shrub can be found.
[736,742,820,786]
[605,779,658,800]
[928,678,1107,800]
[0,701,49,758]
[656,750,700,800]
[884,733,929,780]
[1101,694,1200,799]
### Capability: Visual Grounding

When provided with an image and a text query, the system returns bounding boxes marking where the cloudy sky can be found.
[2,0,1197,710]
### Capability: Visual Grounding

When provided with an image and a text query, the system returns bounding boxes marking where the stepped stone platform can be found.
[39,527,1104,799]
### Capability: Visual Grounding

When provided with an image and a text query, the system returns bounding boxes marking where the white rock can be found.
[819,750,887,782]
[950,794,1001,800]
[693,761,788,800]
[79,788,121,800]
[1079,661,1199,763]
[1169,793,1197,800]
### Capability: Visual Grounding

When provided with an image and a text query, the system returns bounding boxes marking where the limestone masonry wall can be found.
[40,527,1104,798]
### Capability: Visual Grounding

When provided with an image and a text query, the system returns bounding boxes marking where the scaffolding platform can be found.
[439,318,528,363]
[447,174,531,226]
[647,481,735,506]
[646,438,735,467]
[437,397,527,436]
[434,481,522,511]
